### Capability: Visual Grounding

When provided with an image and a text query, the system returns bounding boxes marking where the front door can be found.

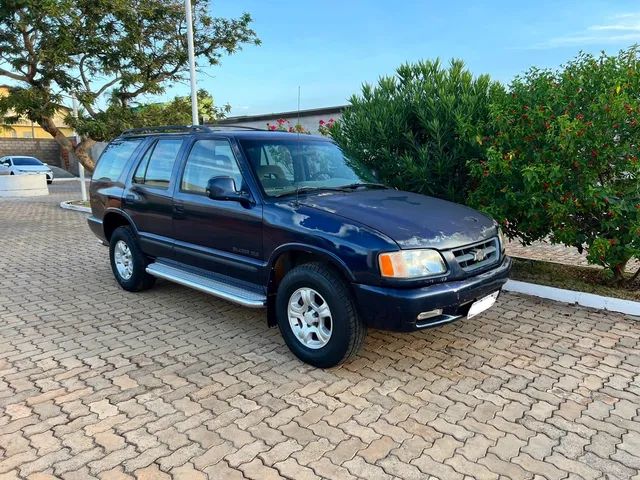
[172,137,263,283]
[124,136,185,259]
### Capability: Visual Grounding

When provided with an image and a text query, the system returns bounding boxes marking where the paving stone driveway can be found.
[1,183,639,480]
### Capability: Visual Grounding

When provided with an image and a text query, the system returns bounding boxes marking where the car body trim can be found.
[146,261,266,308]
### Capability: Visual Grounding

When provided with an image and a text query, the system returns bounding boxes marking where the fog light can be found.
[417,309,443,321]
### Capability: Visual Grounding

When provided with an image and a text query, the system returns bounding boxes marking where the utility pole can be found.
[184,0,199,126]
[71,95,87,202]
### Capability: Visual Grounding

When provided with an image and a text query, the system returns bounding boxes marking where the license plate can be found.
[467,291,499,319]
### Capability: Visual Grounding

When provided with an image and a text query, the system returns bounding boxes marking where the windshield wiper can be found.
[273,186,345,198]
[338,182,388,190]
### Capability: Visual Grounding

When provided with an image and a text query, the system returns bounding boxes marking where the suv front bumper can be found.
[352,256,512,331]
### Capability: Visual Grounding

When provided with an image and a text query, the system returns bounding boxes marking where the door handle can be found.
[125,194,136,201]
[173,201,185,217]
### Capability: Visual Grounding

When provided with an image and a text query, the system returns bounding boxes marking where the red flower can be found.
[277,118,286,125]
[319,119,325,125]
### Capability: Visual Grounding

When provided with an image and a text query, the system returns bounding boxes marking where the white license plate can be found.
[467,291,499,319]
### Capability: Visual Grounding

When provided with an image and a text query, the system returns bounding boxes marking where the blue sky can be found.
[174,1,640,116]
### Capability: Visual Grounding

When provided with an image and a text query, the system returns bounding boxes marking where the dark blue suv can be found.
[88,126,511,367]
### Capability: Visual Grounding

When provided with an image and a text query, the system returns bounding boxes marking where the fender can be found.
[102,208,139,236]
[265,243,357,327]
[266,242,356,283]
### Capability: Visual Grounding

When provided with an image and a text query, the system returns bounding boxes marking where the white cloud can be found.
[535,12,640,49]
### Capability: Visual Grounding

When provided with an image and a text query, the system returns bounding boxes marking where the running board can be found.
[146,262,266,308]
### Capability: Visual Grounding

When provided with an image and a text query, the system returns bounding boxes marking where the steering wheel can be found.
[309,171,332,181]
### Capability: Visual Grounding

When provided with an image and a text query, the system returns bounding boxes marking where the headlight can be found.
[378,249,447,278]
[498,226,507,252]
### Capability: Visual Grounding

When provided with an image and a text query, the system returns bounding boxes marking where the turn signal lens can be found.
[378,249,447,278]
[498,226,507,252]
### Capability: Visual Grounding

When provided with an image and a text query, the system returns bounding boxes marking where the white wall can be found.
[0,174,48,197]
[221,111,343,134]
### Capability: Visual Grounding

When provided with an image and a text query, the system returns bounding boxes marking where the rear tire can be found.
[276,263,366,368]
[109,226,156,292]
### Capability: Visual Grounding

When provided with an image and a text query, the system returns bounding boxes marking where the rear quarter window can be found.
[93,138,143,181]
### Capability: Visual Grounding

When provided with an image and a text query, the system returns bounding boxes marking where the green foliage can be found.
[470,47,640,280]
[329,59,503,203]
[68,89,231,141]
[0,0,259,166]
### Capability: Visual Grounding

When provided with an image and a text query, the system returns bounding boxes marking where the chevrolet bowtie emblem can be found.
[472,249,486,262]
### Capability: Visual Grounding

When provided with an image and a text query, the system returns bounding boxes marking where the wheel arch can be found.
[102,209,137,242]
[265,244,356,327]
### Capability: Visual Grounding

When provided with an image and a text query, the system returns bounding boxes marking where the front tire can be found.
[109,226,156,292]
[276,263,366,368]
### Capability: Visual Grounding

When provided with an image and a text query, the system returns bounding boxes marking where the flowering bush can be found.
[318,118,336,136]
[470,47,640,282]
[266,118,309,133]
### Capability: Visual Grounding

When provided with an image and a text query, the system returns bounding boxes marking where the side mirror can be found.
[206,176,251,204]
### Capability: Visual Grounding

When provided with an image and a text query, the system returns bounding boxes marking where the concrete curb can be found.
[60,200,91,213]
[504,279,640,317]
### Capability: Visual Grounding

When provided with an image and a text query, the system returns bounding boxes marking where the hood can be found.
[299,189,497,250]
[14,165,50,171]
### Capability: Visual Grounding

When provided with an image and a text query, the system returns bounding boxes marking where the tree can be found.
[71,89,231,140]
[0,0,259,170]
[470,47,640,282]
[328,60,503,203]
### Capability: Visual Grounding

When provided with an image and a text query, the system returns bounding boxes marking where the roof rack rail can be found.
[121,125,211,136]
[203,124,266,131]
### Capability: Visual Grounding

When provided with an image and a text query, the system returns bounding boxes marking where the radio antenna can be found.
[295,85,302,206]
[297,86,301,127]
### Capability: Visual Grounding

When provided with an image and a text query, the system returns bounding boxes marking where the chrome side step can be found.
[146,262,266,308]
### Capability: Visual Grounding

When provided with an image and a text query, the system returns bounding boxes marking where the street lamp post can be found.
[184,0,199,126]
[71,95,87,202]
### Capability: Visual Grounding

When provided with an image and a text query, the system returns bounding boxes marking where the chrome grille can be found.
[452,237,499,272]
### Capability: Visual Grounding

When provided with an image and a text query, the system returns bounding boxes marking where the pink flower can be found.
[277,118,286,125]
[319,119,325,125]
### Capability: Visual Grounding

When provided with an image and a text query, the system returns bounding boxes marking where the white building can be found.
[216,105,346,134]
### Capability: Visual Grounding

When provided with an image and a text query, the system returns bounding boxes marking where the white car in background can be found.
[0,156,54,184]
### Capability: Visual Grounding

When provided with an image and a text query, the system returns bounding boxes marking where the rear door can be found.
[123,136,186,259]
[172,136,264,283]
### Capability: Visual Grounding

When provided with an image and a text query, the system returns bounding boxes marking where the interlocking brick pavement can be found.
[1,182,639,479]
[506,239,640,272]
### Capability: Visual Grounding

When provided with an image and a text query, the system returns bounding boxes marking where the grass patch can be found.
[510,257,640,302]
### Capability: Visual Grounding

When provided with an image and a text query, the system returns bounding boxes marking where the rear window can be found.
[93,138,143,181]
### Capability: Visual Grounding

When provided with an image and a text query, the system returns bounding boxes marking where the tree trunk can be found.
[37,115,96,171]
[75,138,96,172]
[612,260,628,285]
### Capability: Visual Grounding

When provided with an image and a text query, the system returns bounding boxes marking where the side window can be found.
[181,139,243,194]
[133,138,183,188]
[93,139,143,181]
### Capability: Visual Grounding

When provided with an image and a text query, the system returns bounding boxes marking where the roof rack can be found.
[203,124,266,131]
[121,125,209,136]
[121,124,267,136]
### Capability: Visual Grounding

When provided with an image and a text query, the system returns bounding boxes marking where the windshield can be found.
[239,137,376,197]
[12,157,43,166]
